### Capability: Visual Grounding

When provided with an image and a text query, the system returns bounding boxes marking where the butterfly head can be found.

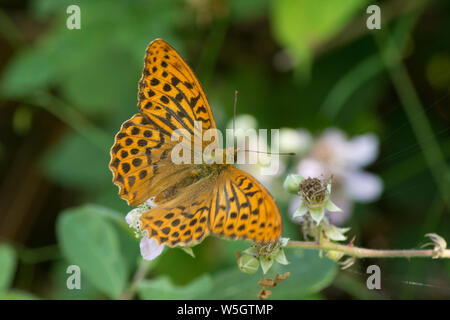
[203,147,238,165]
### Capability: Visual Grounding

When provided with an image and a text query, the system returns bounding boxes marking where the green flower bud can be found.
[326,250,345,262]
[293,202,308,218]
[283,174,304,194]
[238,254,260,274]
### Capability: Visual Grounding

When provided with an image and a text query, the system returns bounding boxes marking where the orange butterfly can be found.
[109,39,282,247]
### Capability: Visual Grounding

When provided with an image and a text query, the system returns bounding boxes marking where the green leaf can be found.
[137,274,213,300]
[56,205,129,299]
[49,259,103,300]
[271,0,368,72]
[0,244,17,291]
[0,48,56,98]
[203,250,337,299]
[42,133,111,192]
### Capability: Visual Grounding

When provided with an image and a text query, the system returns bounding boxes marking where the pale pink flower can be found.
[140,237,165,261]
[290,128,382,224]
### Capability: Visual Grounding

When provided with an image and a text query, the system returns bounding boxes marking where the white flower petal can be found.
[143,197,157,209]
[280,237,290,247]
[345,134,379,168]
[226,114,258,132]
[125,207,145,229]
[279,128,312,154]
[140,237,164,261]
[320,128,348,156]
[343,170,383,202]
[321,128,348,143]
[297,158,326,178]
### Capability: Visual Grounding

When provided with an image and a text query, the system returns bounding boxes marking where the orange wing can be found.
[210,167,282,243]
[139,175,215,247]
[137,39,216,136]
[109,39,217,206]
[111,39,282,246]
[110,113,182,206]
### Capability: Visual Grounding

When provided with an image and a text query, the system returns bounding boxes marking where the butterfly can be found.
[109,39,282,248]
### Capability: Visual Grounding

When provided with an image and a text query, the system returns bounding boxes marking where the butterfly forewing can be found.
[138,39,216,137]
[110,113,179,205]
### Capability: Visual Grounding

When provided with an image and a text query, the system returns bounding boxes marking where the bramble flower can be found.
[140,237,165,261]
[279,128,312,155]
[288,128,382,224]
[284,174,349,242]
[294,176,342,225]
[125,198,164,261]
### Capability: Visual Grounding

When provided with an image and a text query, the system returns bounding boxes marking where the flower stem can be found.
[120,259,152,300]
[286,240,450,259]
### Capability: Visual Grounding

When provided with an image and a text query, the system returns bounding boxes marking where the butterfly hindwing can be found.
[138,165,282,247]
[210,167,282,243]
[139,176,215,247]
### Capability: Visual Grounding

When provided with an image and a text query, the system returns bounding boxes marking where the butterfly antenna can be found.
[242,150,296,156]
[233,90,238,137]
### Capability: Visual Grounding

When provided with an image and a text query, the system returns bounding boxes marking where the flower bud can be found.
[283,174,304,194]
[238,254,260,274]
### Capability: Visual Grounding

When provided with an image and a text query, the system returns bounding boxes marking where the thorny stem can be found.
[120,259,152,300]
[286,240,450,259]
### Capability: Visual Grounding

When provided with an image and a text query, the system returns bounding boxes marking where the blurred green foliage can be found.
[0,0,449,300]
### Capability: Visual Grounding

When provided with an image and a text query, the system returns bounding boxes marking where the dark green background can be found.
[0,0,449,299]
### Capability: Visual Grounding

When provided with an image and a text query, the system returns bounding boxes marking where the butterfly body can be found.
[110,39,282,247]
